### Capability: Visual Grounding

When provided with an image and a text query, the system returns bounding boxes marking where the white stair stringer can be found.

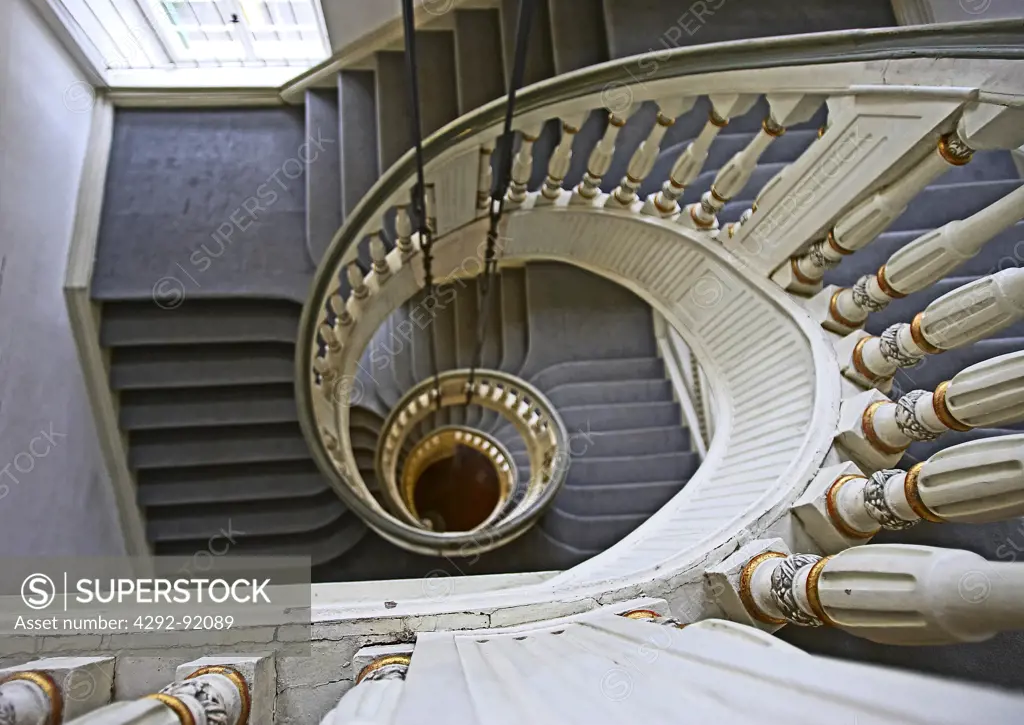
[378,605,1024,724]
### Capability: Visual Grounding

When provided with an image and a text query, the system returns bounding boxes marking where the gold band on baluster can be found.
[826,228,853,256]
[851,336,883,382]
[690,204,716,229]
[910,313,943,355]
[817,125,827,138]
[356,655,412,684]
[762,116,786,137]
[826,475,879,539]
[709,109,729,128]
[875,265,907,299]
[146,694,196,725]
[656,112,676,127]
[709,185,729,204]
[621,609,660,620]
[609,114,627,127]
[805,556,838,627]
[1,672,62,725]
[186,666,251,725]
[738,551,789,625]
[829,290,863,329]
[932,381,972,432]
[862,401,909,456]
[790,258,819,286]
[903,463,946,523]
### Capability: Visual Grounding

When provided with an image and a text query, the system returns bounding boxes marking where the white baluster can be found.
[838,351,1024,470]
[841,268,1024,385]
[347,263,368,300]
[740,544,1024,645]
[536,113,588,206]
[571,105,637,205]
[784,122,976,292]
[0,673,57,725]
[327,290,353,328]
[681,93,823,232]
[476,145,494,211]
[608,97,695,209]
[506,123,544,208]
[395,205,416,259]
[811,435,1024,543]
[642,94,757,218]
[321,655,410,725]
[822,185,1024,333]
[69,669,249,725]
[424,184,436,234]
[370,235,391,281]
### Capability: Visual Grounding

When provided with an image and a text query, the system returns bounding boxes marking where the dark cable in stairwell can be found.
[466,0,538,407]
[400,0,440,407]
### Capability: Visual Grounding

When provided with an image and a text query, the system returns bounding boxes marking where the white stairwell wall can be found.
[0,0,123,556]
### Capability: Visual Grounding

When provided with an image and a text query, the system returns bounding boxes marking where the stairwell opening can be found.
[412,445,501,532]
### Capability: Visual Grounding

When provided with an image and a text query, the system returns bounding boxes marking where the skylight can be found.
[59,0,330,72]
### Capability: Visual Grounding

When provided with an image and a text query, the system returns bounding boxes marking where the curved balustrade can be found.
[292,22,1024,643]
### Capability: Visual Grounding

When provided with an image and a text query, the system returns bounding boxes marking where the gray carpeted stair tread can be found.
[475,275,505,431]
[602,0,895,60]
[558,401,681,432]
[128,423,312,469]
[454,9,507,115]
[454,277,481,427]
[566,450,699,486]
[433,284,461,426]
[146,491,350,540]
[154,520,367,567]
[518,263,657,378]
[547,0,609,74]
[495,266,529,408]
[110,343,294,389]
[506,426,690,458]
[305,89,342,264]
[93,108,314,301]
[529,357,665,390]
[545,379,674,407]
[119,384,297,430]
[540,507,650,552]
[136,460,329,506]
[554,480,684,517]
[499,0,555,87]
[389,304,418,397]
[100,300,300,346]
[338,70,380,220]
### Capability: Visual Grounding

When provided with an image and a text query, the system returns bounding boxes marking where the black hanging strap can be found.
[466,0,537,404]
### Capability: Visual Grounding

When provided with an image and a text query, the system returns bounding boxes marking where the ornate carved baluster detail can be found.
[820,185,1024,333]
[395,205,416,259]
[536,113,587,206]
[681,94,823,232]
[642,94,757,218]
[780,123,976,293]
[71,668,249,725]
[506,123,544,208]
[737,544,1024,645]
[476,145,494,211]
[327,289,353,329]
[571,106,637,205]
[838,268,1024,386]
[608,97,695,209]
[837,350,1024,470]
[370,235,391,282]
[0,673,60,725]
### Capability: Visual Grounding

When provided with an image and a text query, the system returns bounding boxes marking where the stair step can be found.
[453,9,506,115]
[545,379,674,407]
[559,402,682,432]
[145,490,350,540]
[499,0,555,86]
[305,88,342,264]
[120,383,297,430]
[338,70,380,219]
[548,0,609,74]
[541,507,649,552]
[129,423,311,469]
[153,519,367,567]
[110,342,294,389]
[566,451,700,486]
[893,180,1024,232]
[137,460,330,506]
[554,480,685,517]
[100,299,300,346]
[507,426,690,458]
[529,357,665,391]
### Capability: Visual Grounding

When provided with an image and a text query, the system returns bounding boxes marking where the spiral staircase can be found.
[9,5,1024,724]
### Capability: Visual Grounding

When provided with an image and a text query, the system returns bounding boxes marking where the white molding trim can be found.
[26,0,106,86]
[106,87,285,108]
[653,311,709,458]
[62,95,151,562]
